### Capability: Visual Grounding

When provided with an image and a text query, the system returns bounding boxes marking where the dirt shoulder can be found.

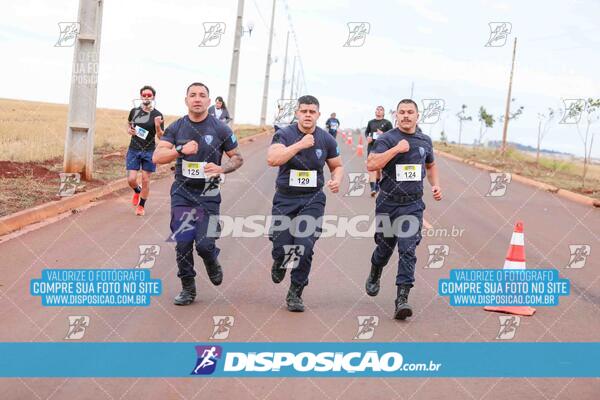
[434,142,600,200]
[0,126,268,217]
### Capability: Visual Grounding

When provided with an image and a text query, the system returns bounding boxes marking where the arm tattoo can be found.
[222,149,243,174]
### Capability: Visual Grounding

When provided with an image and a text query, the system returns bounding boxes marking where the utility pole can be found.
[63,0,103,180]
[410,81,414,98]
[260,0,277,126]
[227,0,245,123]
[280,31,290,100]
[501,37,517,155]
[289,56,296,99]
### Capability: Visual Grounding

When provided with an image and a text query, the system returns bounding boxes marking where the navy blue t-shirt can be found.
[161,114,238,182]
[325,117,340,134]
[271,124,340,194]
[371,127,434,196]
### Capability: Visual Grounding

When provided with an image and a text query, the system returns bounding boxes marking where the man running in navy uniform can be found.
[267,95,344,312]
[365,99,442,320]
[364,105,393,197]
[325,112,340,138]
[153,82,243,306]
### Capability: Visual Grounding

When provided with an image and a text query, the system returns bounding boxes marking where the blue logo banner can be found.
[0,342,598,377]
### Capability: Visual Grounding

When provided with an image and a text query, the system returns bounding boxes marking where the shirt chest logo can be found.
[419,146,425,157]
[204,135,214,145]
[315,149,323,159]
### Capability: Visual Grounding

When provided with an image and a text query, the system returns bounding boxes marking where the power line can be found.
[251,0,270,31]
[283,0,307,94]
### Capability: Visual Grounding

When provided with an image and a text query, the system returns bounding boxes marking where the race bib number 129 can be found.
[289,169,317,187]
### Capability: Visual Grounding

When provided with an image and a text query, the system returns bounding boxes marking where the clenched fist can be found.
[395,139,410,154]
[326,179,340,193]
[182,140,199,155]
[298,133,315,150]
[432,185,442,201]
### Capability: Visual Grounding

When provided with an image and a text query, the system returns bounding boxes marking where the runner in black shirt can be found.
[364,106,393,197]
[126,85,164,216]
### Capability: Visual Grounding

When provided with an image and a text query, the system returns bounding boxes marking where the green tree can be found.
[440,130,448,143]
[477,106,495,146]
[573,98,600,187]
[536,108,555,168]
[455,104,472,146]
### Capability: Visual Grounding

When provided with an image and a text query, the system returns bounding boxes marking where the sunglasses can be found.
[141,93,154,98]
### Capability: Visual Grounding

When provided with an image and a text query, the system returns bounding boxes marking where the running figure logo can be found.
[136,245,161,269]
[496,316,520,340]
[354,316,379,340]
[419,99,445,124]
[210,316,235,340]
[566,245,591,269]
[282,245,305,270]
[424,245,449,269]
[345,173,369,197]
[64,316,90,340]
[131,99,156,124]
[191,345,222,375]
[559,99,585,124]
[343,22,370,47]
[58,173,80,197]
[485,22,512,47]
[485,172,512,197]
[55,22,80,47]
[168,207,202,242]
[199,22,226,47]
[201,175,225,197]
[274,99,297,124]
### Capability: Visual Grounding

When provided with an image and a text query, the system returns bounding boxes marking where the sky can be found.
[1,0,599,157]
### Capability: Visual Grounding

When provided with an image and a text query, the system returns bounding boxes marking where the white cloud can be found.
[396,0,449,23]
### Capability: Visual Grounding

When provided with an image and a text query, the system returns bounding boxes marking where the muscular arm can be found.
[221,148,244,173]
[425,162,439,187]
[267,142,304,167]
[366,147,399,171]
[325,156,344,193]
[326,156,344,184]
[152,140,178,164]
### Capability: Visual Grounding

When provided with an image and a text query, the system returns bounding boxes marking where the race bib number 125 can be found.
[182,160,207,179]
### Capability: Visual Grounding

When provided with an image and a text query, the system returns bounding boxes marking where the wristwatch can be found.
[175,144,184,155]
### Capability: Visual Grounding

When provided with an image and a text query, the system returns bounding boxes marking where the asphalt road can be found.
[1,131,598,399]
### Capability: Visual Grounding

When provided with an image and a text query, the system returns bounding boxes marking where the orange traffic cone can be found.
[484,221,536,316]
[347,134,353,146]
[356,135,364,156]
[341,131,347,140]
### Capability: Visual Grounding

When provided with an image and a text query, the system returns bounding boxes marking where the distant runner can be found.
[126,85,164,216]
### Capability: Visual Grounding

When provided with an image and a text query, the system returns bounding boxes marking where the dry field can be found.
[0,98,266,217]
[435,141,600,199]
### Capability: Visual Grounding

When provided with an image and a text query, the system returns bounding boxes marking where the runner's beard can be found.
[142,100,154,111]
